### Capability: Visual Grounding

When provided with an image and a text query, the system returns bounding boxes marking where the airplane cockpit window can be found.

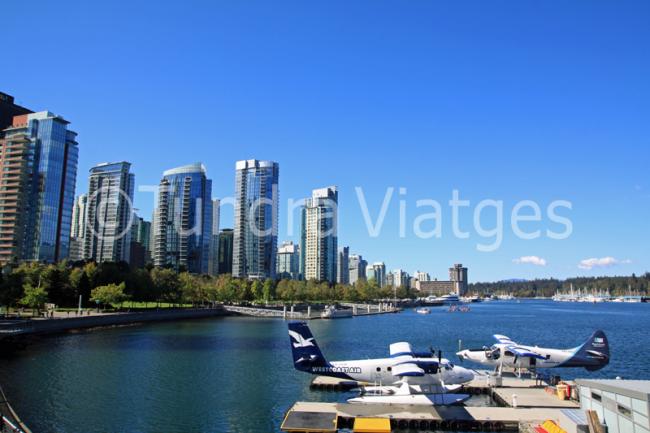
[485,346,500,360]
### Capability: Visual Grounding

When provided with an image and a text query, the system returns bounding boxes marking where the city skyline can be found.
[3,1,649,281]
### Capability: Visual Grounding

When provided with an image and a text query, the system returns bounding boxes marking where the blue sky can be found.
[3,0,649,282]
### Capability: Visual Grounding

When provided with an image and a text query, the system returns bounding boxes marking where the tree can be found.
[262,279,274,302]
[150,268,180,305]
[251,280,263,301]
[21,283,49,315]
[90,283,128,308]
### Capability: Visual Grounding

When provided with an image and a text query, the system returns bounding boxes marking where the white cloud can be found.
[513,256,547,266]
[578,257,631,270]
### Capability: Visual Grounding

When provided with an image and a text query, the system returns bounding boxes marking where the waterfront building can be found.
[574,379,650,433]
[208,199,221,275]
[276,241,300,280]
[392,269,409,288]
[217,228,234,274]
[386,272,395,288]
[153,163,212,273]
[0,111,78,264]
[450,263,468,296]
[83,162,135,263]
[0,92,31,130]
[348,254,367,285]
[417,263,469,296]
[337,246,349,284]
[302,186,338,282]
[368,262,387,287]
[232,159,279,279]
[414,271,431,283]
[69,194,88,261]
[130,215,151,267]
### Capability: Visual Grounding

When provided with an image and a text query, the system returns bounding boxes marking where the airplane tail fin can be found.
[575,330,610,371]
[288,322,329,372]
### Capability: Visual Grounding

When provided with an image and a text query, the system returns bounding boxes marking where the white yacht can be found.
[320,305,353,319]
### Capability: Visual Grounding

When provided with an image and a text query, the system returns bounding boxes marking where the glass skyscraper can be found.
[153,163,212,274]
[0,111,78,264]
[232,159,279,279]
[83,162,135,263]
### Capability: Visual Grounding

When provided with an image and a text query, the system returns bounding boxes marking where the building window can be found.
[618,404,632,418]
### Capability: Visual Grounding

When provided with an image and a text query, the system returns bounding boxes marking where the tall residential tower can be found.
[83,162,135,263]
[302,186,338,282]
[153,163,212,273]
[232,160,279,279]
[0,111,78,264]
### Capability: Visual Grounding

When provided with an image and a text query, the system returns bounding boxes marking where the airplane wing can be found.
[507,345,546,360]
[493,334,515,345]
[389,342,414,358]
[391,362,425,377]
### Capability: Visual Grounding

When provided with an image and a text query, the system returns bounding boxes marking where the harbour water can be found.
[0,300,648,433]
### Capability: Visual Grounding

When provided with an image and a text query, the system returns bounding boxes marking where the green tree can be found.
[251,280,263,301]
[262,279,274,302]
[21,283,49,315]
[150,268,180,305]
[90,283,128,308]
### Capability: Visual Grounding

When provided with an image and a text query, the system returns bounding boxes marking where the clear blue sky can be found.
[3,0,649,282]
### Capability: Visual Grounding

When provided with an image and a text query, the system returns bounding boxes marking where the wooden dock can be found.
[282,401,569,432]
[294,371,579,431]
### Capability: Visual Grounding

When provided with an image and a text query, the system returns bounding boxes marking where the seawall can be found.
[0,307,230,340]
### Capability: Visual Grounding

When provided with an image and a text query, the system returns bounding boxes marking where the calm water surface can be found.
[1,300,648,432]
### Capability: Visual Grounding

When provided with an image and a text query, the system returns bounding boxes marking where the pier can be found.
[223,303,399,320]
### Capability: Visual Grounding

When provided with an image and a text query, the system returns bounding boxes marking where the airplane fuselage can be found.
[316,357,474,386]
[458,344,574,369]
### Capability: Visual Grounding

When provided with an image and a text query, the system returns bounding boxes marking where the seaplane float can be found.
[288,322,474,405]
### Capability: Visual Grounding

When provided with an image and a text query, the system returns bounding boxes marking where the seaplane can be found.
[456,330,610,376]
[288,322,474,405]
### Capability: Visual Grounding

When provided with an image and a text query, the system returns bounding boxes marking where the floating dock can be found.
[289,371,579,432]
[281,401,569,432]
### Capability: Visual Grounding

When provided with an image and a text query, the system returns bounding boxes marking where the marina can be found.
[0,300,648,432]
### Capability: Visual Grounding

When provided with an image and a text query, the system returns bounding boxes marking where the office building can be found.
[450,263,468,296]
[337,246,349,285]
[302,186,338,282]
[69,194,87,261]
[414,271,431,283]
[217,228,234,275]
[208,199,220,275]
[393,269,409,288]
[368,262,386,287]
[418,263,469,296]
[0,111,78,264]
[232,159,279,279]
[83,162,135,263]
[130,215,151,267]
[277,241,300,280]
[153,163,212,273]
[348,254,367,285]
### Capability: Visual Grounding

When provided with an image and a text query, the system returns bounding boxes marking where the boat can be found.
[434,294,460,304]
[448,305,470,313]
[320,305,353,319]
[415,307,431,315]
